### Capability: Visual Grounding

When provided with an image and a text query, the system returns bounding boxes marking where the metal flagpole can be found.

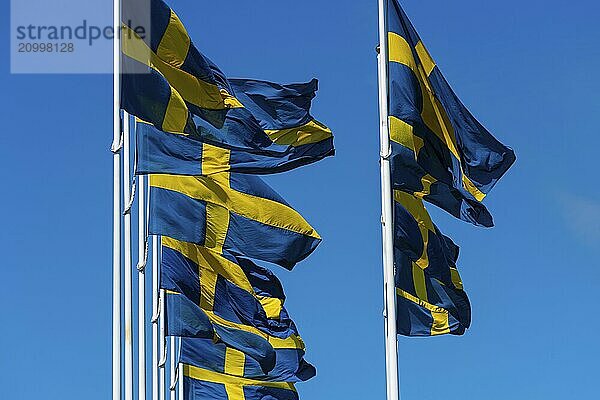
[112,0,122,398]
[377,1,400,399]
[169,336,177,400]
[178,361,184,400]
[159,287,167,400]
[152,235,160,400]
[137,155,147,400]
[123,113,134,400]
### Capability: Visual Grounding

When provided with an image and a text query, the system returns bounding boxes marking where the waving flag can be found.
[149,173,321,269]
[382,0,515,339]
[181,338,315,384]
[121,0,240,131]
[182,364,299,400]
[393,191,470,336]
[122,0,334,170]
[161,237,300,340]
[386,0,515,227]
[136,79,334,176]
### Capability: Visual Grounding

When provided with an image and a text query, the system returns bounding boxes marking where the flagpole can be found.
[123,113,134,400]
[159,287,167,400]
[377,1,400,399]
[169,336,177,400]
[152,235,159,400]
[178,362,184,400]
[112,0,122,398]
[138,165,147,400]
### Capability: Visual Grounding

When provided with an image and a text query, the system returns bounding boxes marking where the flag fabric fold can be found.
[164,291,277,372]
[161,237,300,340]
[386,0,515,227]
[393,191,470,336]
[181,337,316,384]
[136,79,334,176]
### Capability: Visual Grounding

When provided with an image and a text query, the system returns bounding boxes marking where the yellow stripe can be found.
[162,88,189,134]
[388,32,417,72]
[415,64,461,161]
[183,364,296,391]
[396,288,450,335]
[122,25,230,111]
[450,267,464,290]
[431,311,451,336]
[224,348,246,377]
[204,203,230,254]
[162,237,254,294]
[413,174,435,200]
[257,296,283,320]
[415,41,436,76]
[412,263,428,302]
[156,10,191,68]
[201,143,232,175]
[150,174,320,239]
[389,116,415,153]
[394,190,432,268]
[205,312,305,351]
[462,175,487,201]
[394,190,435,232]
[199,268,218,311]
[225,385,245,399]
[265,119,333,147]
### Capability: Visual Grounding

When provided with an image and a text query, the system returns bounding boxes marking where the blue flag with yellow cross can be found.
[121,0,334,169]
[160,237,315,383]
[394,191,470,336]
[161,237,302,341]
[386,0,515,227]
[136,79,334,176]
[149,173,321,270]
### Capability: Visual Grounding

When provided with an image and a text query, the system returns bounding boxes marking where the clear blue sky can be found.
[1,0,599,398]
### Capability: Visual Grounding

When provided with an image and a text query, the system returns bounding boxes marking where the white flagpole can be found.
[112,0,122,398]
[137,161,147,400]
[159,287,167,400]
[169,336,177,400]
[178,361,184,400]
[152,235,160,400]
[123,113,134,400]
[377,1,400,399]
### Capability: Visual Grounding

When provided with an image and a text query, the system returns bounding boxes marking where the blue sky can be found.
[1,0,600,398]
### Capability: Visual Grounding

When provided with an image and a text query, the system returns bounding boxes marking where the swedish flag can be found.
[181,337,315,383]
[122,0,335,170]
[149,173,321,270]
[182,364,299,400]
[161,237,301,340]
[136,79,334,176]
[165,291,276,372]
[121,0,240,132]
[386,0,515,227]
[161,237,314,381]
[394,191,470,336]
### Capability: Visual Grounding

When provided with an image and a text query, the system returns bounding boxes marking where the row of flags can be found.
[385,0,515,336]
[116,0,516,397]
[120,0,334,398]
